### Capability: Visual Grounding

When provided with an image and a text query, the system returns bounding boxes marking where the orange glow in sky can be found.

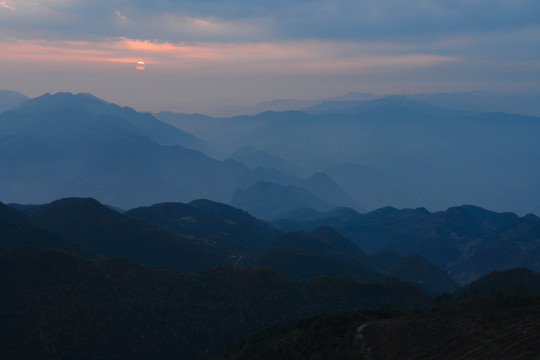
[0,36,460,74]
[0,0,537,111]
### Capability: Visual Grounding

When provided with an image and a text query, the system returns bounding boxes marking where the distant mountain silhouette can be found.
[410,91,540,117]
[154,111,221,142]
[157,96,540,215]
[232,181,335,220]
[296,172,358,210]
[10,92,213,153]
[1,92,363,209]
[303,95,470,117]
[273,206,324,220]
[0,90,29,112]
[229,148,356,208]
[211,98,320,117]
[230,145,307,177]
[320,91,380,102]
[0,93,286,208]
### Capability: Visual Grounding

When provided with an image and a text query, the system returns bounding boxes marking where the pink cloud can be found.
[0,36,461,74]
[0,0,16,11]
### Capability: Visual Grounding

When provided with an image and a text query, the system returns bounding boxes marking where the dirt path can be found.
[355,323,375,360]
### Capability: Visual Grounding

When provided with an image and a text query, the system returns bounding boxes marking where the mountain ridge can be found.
[273,204,540,284]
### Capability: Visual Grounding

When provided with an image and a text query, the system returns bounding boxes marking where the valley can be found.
[1,90,539,359]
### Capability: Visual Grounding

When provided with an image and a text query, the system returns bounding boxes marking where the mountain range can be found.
[2,89,540,357]
[1,196,459,293]
[156,93,540,215]
[273,204,540,284]
[3,90,539,215]
[1,195,448,358]
[0,92,361,211]
[194,91,540,118]
[6,193,540,292]
[2,89,539,285]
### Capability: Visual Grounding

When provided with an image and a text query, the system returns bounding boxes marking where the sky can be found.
[1,0,540,113]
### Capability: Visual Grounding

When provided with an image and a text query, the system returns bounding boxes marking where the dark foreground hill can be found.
[28,197,232,272]
[240,226,388,283]
[2,197,538,358]
[3,197,461,294]
[370,252,459,295]
[458,267,540,299]
[216,268,540,360]
[125,199,280,254]
[0,201,97,257]
[217,295,540,360]
[0,247,431,359]
[1,197,455,295]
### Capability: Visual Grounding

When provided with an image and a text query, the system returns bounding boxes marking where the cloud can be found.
[0,0,538,109]
[0,1,16,11]
[2,0,539,43]
[114,10,127,21]
[0,35,461,76]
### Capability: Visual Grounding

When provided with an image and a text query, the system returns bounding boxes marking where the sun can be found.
[136,61,145,70]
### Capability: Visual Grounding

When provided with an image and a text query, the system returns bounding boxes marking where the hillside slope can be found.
[0,247,431,359]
